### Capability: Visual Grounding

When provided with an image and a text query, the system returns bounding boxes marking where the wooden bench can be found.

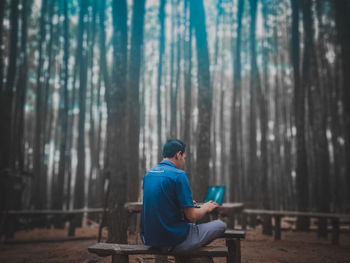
[242,209,350,245]
[88,230,245,263]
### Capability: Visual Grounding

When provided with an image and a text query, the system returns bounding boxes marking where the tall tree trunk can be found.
[127,0,146,202]
[169,0,176,138]
[44,0,57,209]
[183,0,192,183]
[97,0,110,209]
[0,0,5,94]
[0,0,19,172]
[74,0,88,210]
[330,57,342,211]
[230,0,244,202]
[55,0,69,210]
[210,0,223,185]
[157,0,166,161]
[190,0,212,200]
[302,0,329,237]
[106,0,128,243]
[174,1,181,137]
[273,24,282,209]
[248,0,259,207]
[291,0,310,230]
[260,2,271,233]
[12,0,32,171]
[88,0,98,209]
[66,39,79,209]
[32,0,48,209]
[334,0,350,207]
[95,73,104,208]
[280,51,294,210]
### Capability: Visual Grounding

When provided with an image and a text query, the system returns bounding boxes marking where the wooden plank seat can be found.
[88,230,245,263]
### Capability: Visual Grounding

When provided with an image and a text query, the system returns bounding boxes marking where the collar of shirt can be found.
[160,160,176,168]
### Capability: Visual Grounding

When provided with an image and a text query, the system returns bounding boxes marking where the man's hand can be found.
[183,200,218,222]
[202,200,219,213]
[193,200,200,208]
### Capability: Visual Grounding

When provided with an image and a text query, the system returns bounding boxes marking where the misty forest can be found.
[0,0,350,262]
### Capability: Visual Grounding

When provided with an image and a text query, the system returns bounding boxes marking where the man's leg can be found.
[173,220,227,252]
[197,220,227,247]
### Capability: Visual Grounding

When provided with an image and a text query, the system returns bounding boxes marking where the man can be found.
[140,139,226,252]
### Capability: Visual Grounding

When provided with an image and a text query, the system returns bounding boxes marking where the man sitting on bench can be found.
[140,139,227,252]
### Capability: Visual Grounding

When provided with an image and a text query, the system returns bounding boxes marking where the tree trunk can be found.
[0,0,5,94]
[32,0,48,209]
[169,0,176,138]
[97,0,110,209]
[66,36,80,209]
[230,0,244,202]
[157,0,166,161]
[260,2,271,233]
[302,0,330,237]
[334,0,350,207]
[87,0,98,209]
[106,0,128,243]
[190,0,212,200]
[330,57,342,211]
[44,0,57,209]
[55,0,69,210]
[12,0,32,171]
[0,0,19,172]
[127,0,146,202]
[248,0,259,207]
[291,0,310,230]
[183,0,193,184]
[74,0,88,210]
[174,1,181,138]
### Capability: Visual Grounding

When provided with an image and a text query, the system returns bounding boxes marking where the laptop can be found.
[194,186,225,207]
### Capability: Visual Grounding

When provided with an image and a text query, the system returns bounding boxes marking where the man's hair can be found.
[162,139,186,158]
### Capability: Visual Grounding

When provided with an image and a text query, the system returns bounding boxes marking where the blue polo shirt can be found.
[140,160,194,247]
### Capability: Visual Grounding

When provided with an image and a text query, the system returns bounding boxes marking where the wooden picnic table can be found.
[242,209,350,245]
[125,202,244,214]
[124,202,244,228]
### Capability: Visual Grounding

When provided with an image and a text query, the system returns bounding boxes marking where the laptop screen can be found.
[204,186,225,205]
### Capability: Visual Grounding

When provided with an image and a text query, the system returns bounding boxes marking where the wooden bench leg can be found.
[317,217,328,239]
[4,215,16,239]
[242,214,247,230]
[228,212,235,229]
[175,256,213,263]
[332,218,339,245]
[274,216,281,240]
[249,215,256,229]
[226,238,241,263]
[262,215,273,236]
[68,215,77,236]
[112,254,128,263]
[155,255,168,263]
[175,256,186,263]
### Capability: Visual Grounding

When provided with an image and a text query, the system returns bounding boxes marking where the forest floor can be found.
[0,217,350,263]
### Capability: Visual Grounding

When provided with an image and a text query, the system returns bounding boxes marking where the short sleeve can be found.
[175,172,194,208]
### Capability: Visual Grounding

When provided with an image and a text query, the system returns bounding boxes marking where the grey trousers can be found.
[172,220,227,252]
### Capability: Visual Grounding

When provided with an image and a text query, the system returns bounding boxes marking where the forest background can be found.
[0,0,349,243]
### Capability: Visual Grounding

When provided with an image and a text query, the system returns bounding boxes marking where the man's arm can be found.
[183,201,218,223]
